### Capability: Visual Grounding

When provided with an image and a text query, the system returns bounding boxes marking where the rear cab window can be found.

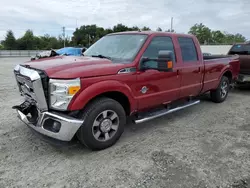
[228,44,250,55]
[178,37,198,62]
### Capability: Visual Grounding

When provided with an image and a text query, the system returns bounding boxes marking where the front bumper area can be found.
[14,104,83,141]
[237,74,250,83]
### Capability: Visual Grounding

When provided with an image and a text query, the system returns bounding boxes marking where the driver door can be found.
[135,36,181,110]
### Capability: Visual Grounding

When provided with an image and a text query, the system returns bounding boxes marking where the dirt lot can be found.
[1,57,250,188]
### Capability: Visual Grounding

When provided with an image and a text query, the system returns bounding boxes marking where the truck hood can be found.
[22,56,128,78]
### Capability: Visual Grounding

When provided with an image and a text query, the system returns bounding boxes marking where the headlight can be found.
[49,78,81,110]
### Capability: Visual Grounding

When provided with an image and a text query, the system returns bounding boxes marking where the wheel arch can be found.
[83,91,131,116]
[68,80,136,116]
[222,70,233,83]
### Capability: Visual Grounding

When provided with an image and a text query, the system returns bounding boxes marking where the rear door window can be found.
[228,44,250,55]
[178,37,198,62]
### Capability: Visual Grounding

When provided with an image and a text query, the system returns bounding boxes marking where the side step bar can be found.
[134,100,200,124]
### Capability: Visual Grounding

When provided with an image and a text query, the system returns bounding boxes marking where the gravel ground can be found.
[1,57,250,188]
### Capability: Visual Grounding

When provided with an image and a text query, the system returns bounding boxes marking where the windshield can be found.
[84,34,148,62]
[228,44,250,55]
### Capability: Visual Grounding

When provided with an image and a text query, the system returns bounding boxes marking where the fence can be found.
[0,45,233,57]
[0,50,45,57]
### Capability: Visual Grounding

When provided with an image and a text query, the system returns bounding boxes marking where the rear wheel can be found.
[210,76,230,103]
[77,97,126,150]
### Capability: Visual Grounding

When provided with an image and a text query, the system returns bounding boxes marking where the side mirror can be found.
[140,50,174,72]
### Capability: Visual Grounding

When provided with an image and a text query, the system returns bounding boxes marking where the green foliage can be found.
[141,26,151,31]
[16,30,36,50]
[2,30,17,50]
[71,24,150,47]
[113,23,129,32]
[0,23,247,50]
[188,23,246,44]
[72,24,107,47]
[188,23,212,44]
[156,27,162,31]
[166,29,175,32]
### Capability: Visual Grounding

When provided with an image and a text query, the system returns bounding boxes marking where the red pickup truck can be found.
[13,31,240,150]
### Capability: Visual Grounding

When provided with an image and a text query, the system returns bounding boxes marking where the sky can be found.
[0,0,250,41]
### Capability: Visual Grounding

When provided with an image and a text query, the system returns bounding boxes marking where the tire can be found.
[210,76,230,103]
[77,97,126,150]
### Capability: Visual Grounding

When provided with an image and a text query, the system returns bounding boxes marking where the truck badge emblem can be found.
[141,86,148,94]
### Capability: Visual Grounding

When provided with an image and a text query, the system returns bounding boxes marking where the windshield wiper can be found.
[91,54,112,60]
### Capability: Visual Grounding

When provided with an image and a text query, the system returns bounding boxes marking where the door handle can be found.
[176,69,180,75]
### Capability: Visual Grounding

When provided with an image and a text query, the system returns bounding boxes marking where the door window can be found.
[142,36,176,68]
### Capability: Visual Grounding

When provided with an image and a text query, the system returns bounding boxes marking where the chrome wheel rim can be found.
[220,81,228,98]
[92,110,119,142]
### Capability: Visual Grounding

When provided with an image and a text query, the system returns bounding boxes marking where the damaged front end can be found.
[12,64,83,141]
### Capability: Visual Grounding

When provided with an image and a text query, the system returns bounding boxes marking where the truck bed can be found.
[203,55,233,60]
[202,55,239,93]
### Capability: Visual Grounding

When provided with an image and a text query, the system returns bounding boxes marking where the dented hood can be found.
[22,56,128,79]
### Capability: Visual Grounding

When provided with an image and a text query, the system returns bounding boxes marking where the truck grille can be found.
[29,67,49,102]
[14,65,48,112]
[16,74,35,101]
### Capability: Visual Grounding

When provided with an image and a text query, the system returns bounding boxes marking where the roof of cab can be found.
[107,31,195,38]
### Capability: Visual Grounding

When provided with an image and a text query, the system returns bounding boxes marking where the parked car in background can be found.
[13,31,240,150]
[56,47,87,56]
[30,47,87,60]
[228,43,250,84]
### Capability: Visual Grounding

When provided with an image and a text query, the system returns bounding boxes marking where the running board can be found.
[134,100,200,124]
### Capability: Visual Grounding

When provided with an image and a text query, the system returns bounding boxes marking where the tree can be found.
[72,24,104,47]
[16,29,36,50]
[141,26,151,31]
[2,30,17,50]
[188,23,247,44]
[1,23,247,50]
[188,23,212,44]
[226,33,246,43]
[129,26,140,31]
[166,29,175,32]
[211,30,225,44]
[113,24,129,32]
[156,27,162,31]
[104,28,113,34]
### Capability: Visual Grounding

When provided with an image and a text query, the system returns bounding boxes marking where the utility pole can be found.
[62,26,65,47]
[170,17,173,32]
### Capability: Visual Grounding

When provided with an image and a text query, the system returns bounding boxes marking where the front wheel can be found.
[77,97,126,150]
[210,76,230,103]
